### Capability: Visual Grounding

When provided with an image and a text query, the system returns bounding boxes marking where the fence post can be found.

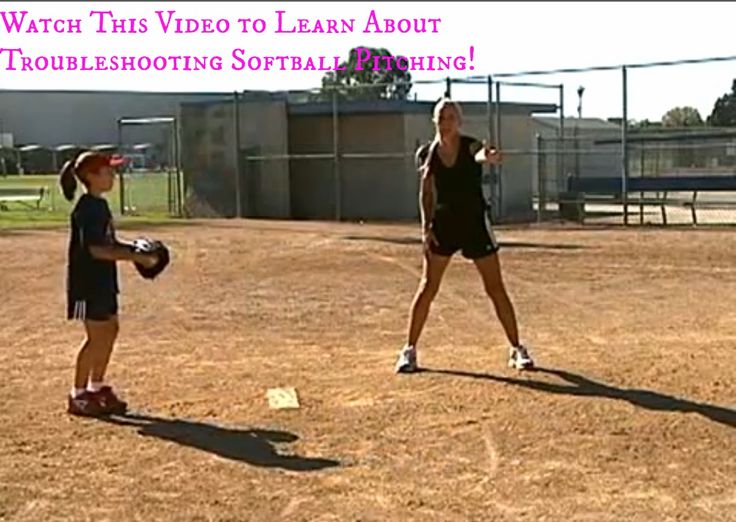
[639,144,645,225]
[558,84,565,192]
[332,88,341,221]
[166,126,174,215]
[495,81,503,220]
[233,91,242,218]
[622,65,629,226]
[116,119,125,216]
[486,75,496,223]
[536,133,545,223]
[173,117,182,217]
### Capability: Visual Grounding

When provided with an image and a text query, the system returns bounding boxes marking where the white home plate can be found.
[266,387,300,409]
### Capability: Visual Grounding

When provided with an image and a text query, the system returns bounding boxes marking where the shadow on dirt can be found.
[96,412,341,471]
[342,235,587,250]
[421,366,735,429]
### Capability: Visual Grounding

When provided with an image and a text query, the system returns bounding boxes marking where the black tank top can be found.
[416,135,487,219]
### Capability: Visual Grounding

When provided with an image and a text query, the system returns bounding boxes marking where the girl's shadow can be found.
[97,412,340,472]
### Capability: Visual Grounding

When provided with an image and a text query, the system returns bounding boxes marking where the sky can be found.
[1,1,735,122]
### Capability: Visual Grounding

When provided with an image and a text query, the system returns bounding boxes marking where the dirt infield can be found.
[1,219,735,521]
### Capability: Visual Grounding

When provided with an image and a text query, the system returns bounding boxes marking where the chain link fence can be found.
[3,54,736,226]
[0,130,182,219]
[535,128,736,226]
[179,78,563,224]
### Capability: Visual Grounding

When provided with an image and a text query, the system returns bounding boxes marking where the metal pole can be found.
[487,75,494,144]
[167,126,173,215]
[622,66,629,226]
[639,144,644,225]
[536,133,544,223]
[559,85,565,188]
[117,119,125,216]
[487,75,496,223]
[233,91,242,218]
[332,88,341,221]
[575,86,583,181]
[445,77,452,98]
[495,81,503,220]
[173,118,182,217]
[574,121,579,181]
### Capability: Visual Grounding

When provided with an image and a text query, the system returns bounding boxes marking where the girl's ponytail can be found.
[59,150,84,202]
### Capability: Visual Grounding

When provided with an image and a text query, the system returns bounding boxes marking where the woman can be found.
[395,98,534,373]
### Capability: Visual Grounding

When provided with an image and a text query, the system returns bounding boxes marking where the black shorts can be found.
[67,294,118,322]
[429,211,500,259]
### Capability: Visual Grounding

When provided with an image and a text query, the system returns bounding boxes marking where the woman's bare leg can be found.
[473,253,534,370]
[396,251,452,373]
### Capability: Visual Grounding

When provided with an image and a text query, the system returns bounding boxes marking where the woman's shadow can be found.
[96,412,340,472]
[422,367,735,429]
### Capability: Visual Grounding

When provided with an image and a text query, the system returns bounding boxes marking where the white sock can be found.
[71,387,86,398]
[88,381,104,393]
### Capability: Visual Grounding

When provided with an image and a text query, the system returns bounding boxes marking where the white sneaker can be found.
[395,345,418,373]
[508,344,534,370]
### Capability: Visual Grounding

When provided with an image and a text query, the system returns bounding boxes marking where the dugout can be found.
[287,99,557,221]
[53,144,82,171]
[179,93,557,222]
[18,144,54,174]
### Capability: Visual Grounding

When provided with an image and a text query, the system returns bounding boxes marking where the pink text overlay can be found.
[0,9,477,73]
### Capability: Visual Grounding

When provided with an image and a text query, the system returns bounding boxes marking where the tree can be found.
[707,79,736,127]
[312,47,412,101]
[661,106,704,127]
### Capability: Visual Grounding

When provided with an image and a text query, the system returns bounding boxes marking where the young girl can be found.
[60,151,158,417]
[395,98,534,373]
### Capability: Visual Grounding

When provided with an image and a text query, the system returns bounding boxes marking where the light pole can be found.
[577,86,585,118]
[575,86,585,179]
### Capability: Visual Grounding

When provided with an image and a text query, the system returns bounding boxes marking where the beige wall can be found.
[180,98,289,218]
[288,112,416,220]
[339,113,411,220]
[182,99,544,222]
[239,100,290,218]
[287,114,336,219]
[180,102,238,217]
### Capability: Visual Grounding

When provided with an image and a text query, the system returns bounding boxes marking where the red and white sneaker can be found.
[67,391,105,417]
[93,386,128,415]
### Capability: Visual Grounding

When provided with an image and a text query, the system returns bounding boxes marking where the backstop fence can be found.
[3,54,736,226]
[178,77,563,224]
[177,53,736,226]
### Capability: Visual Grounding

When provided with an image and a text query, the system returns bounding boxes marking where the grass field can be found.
[0,172,176,228]
[1,219,734,521]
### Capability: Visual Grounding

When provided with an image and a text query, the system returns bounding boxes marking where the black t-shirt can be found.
[67,194,119,299]
[416,135,487,219]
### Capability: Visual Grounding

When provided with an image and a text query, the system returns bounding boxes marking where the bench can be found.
[0,186,47,210]
[562,176,736,225]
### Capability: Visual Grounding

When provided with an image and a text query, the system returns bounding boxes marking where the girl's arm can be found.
[89,243,156,266]
[77,201,158,267]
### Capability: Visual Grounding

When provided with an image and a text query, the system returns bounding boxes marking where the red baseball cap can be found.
[75,151,127,175]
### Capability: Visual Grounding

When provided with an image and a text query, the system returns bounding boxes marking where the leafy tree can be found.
[313,47,412,101]
[662,106,704,127]
[708,79,736,127]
